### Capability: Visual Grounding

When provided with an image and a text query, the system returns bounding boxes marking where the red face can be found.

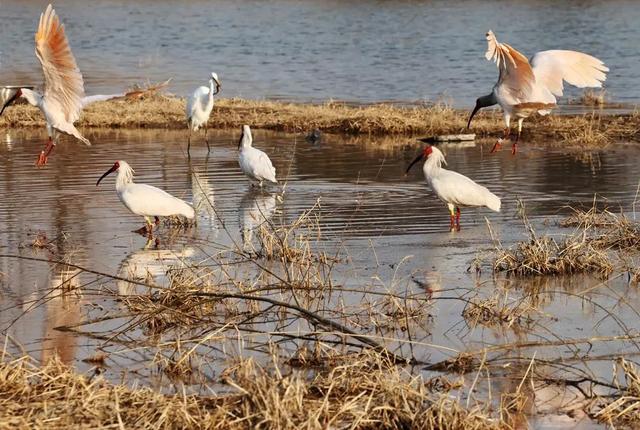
[96,161,121,186]
[406,145,433,174]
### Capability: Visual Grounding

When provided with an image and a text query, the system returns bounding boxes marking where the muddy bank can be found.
[0,96,638,145]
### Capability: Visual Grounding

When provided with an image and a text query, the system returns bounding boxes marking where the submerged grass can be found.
[1,94,638,145]
[0,352,506,430]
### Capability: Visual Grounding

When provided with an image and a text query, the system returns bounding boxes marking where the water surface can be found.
[1,0,636,106]
[1,131,640,428]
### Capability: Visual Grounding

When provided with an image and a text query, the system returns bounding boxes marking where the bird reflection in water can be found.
[41,265,82,365]
[239,189,279,249]
[116,238,196,297]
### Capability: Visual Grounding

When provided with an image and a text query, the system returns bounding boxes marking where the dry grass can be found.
[462,290,537,329]
[0,352,507,430]
[491,218,614,277]
[593,358,640,427]
[1,94,638,145]
[561,204,640,250]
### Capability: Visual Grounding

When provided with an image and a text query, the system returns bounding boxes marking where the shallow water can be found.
[1,0,638,106]
[1,130,640,427]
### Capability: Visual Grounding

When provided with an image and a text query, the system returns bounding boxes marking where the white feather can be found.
[111,161,195,219]
[238,125,278,186]
[422,147,501,212]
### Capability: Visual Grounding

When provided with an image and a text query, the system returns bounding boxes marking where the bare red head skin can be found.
[405,146,433,174]
[96,161,120,186]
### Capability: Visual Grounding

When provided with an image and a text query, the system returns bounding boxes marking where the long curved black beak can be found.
[0,90,21,116]
[96,165,118,186]
[467,102,481,129]
[213,79,221,96]
[405,153,424,175]
[237,130,243,149]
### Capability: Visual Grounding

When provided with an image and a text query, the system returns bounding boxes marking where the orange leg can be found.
[490,127,510,153]
[36,137,55,167]
[512,129,521,155]
[449,214,455,232]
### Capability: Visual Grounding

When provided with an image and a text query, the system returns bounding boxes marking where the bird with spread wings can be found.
[467,30,609,154]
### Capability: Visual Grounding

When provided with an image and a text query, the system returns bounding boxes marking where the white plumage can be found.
[406,146,500,231]
[186,72,221,154]
[22,4,91,166]
[96,160,195,235]
[468,30,609,153]
[238,125,278,187]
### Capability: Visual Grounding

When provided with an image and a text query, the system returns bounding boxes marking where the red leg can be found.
[512,129,521,155]
[154,216,161,226]
[36,137,55,167]
[490,127,510,153]
[449,214,455,232]
[455,208,461,231]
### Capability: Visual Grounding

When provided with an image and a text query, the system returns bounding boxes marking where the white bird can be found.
[467,30,609,154]
[238,125,278,187]
[96,160,195,235]
[186,72,221,155]
[405,145,501,231]
[12,5,91,167]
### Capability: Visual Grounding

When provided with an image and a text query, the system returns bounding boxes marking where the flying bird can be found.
[9,4,91,166]
[406,145,500,231]
[467,30,609,154]
[96,160,195,236]
[238,125,278,187]
[186,72,221,155]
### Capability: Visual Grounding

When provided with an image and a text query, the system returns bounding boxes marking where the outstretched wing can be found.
[485,30,535,103]
[35,4,85,123]
[530,50,609,97]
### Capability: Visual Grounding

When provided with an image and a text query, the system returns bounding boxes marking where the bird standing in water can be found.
[186,73,221,155]
[96,161,195,236]
[467,30,608,154]
[237,125,278,187]
[406,145,501,231]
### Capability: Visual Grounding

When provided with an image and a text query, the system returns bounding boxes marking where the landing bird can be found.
[8,5,91,166]
[238,125,278,187]
[186,72,221,155]
[406,145,501,231]
[96,161,195,235]
[467,30,609,154]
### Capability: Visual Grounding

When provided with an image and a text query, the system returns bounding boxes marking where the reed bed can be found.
[7,199,640,428]
[0,352,505,430]
[593,358,640,427]
[1,94,637,145]
[491,220,614,277]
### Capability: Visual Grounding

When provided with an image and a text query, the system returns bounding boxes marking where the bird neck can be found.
[479,93,498,108]
[423,151,446,177]
[20,89,43,108]
[115,168,134,191]
[209,80,216,100]
[239,133,252,150]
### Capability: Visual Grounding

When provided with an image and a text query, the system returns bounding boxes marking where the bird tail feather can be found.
[486,191,501,212]
[56,123,91,146]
